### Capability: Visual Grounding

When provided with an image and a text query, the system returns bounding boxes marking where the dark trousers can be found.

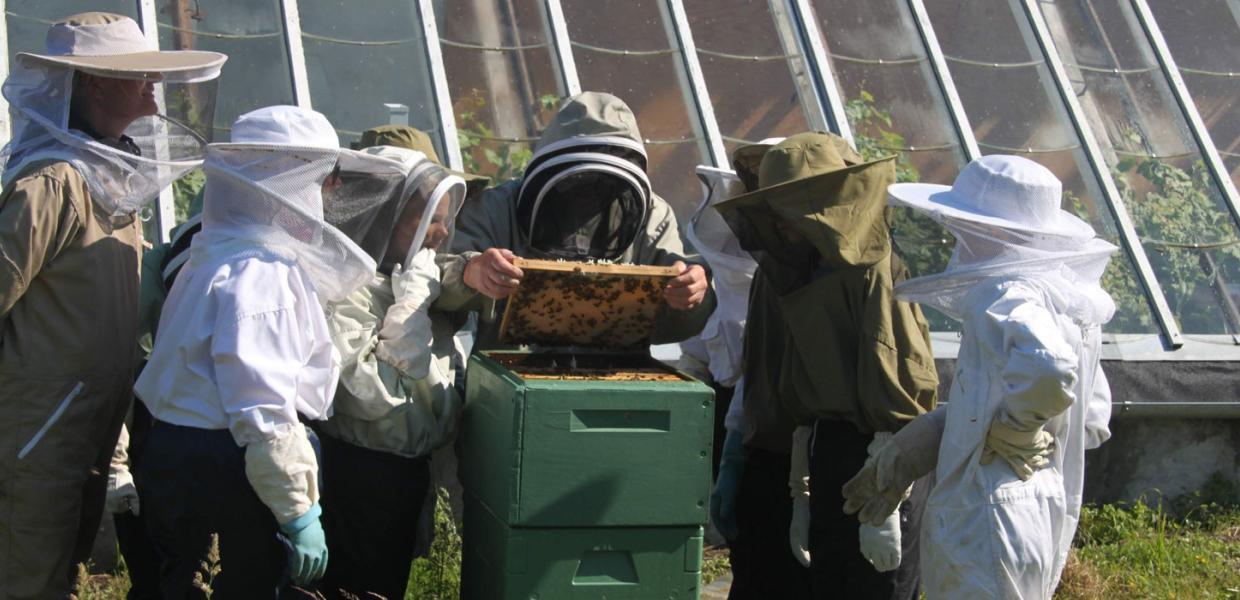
[808,419,925,600]
[317,433,431,600]
[115,401,160,600]
[728,446,812,600]
[136,421,290,599]
[710,384,735,481]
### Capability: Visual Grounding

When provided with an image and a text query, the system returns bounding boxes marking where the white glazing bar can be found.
[907,0,980,161]
[544,0,582,96]
[418,0,463,170]
[767,0,831,133]
[137,0,177,242]
[786,0,852,143]
[0,0,11,146]
[1131,0,1240,227]
[665,0,728,168]
[1020,0,1184,348]
[280,0,313,108]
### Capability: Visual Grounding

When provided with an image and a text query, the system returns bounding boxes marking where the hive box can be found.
[461,350,714,527]
[461,494,704,600]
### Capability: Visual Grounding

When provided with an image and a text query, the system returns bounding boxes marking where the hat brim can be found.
[887,182,1097,240]
[456,171,490,201]
[18,50,226,82]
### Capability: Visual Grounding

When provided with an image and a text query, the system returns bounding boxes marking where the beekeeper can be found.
[133,106,376,595]
[0,12,223,596]
[316,139,483,599]
[716,132,938,599]
[452,91,713,349]
[678,165,754,479]
[842,154,1116,599]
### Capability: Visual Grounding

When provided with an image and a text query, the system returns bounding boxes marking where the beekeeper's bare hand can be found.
[664,261,708,310]
[465,248,524,299]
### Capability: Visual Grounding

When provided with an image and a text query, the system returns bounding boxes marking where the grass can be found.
[69,477,1240,599]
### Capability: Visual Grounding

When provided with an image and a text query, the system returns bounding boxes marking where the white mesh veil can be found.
[893,210,1118,325]
[198,144,377,303]
[0,56,219,216]
[322,146,466,274]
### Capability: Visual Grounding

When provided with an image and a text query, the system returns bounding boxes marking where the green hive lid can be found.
[498,258,679,350]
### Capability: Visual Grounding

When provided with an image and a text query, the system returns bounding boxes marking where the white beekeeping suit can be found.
[842,155,1116,599]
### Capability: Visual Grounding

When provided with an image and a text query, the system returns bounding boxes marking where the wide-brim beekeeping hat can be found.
[17,12,226,82]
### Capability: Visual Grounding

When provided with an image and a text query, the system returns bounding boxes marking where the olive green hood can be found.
[718,132,896,270]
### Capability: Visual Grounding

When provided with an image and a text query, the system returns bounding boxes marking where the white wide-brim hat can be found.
[888,154,1096,240]
[17,12,226,82]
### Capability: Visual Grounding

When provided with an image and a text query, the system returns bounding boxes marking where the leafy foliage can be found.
[1111,151,1240,334]
[455,90,560,182]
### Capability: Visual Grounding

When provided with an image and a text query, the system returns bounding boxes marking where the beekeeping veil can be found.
[888,154,1117,324]
[0,12,225,217]
[323,144,467,274]
[516,92,651,260]
[195,105,376,303]
[686,165,756,387]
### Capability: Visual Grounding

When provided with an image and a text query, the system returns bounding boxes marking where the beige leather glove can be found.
[843,408,944,526]
[245,424,319,525]
[980,417,1055,480]
[375,248,441,378]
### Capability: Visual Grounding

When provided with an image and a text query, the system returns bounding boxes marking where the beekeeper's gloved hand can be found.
[376,248,441,378]
[856,433,901,572]
[245,425,323,583]
[843,408,945,526]
[980,418,1056,480]
[710,429,745,542]
[859,514,901,572]
[279,503,329,585]
[788,425,812,567]
[105,466,140,516]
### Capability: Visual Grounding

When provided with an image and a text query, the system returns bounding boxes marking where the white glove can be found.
[859,512,901,572]
[105,467,140,516]
[245,424,319,525]
[375,248,441,378]
[788,425,812,567]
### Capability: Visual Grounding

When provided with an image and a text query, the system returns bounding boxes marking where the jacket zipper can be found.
[18,381,85,459]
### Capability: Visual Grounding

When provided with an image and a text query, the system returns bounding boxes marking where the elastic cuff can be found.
[279,502,322,534]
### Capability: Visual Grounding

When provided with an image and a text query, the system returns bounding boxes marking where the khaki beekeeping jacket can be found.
[720,133,937,436]
[317,272,461,458]
[453,92,714,349]
[0,159,140,597]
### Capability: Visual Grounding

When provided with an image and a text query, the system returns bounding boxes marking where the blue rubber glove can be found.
[710,429,746,541]
[279,503,328,585]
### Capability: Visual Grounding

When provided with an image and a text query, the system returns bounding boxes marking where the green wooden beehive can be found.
[459,260,714,599]
[460,350,714,527]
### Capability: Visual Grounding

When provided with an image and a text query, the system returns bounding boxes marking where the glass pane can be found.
[1037,0,1240,335]
[156,0,294,142]
[299,0,439,152]
[1148,0,1240,189]
[5,1,138,55]
[925,0,1159,333]
[811,0,972,330]
[683,0,816,153]
[561,0,712,218]
[434,0,562,182]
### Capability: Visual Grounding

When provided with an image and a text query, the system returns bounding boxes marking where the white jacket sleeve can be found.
[982,288,1079,431]
[211,261,327,523]
[1084,364,1112,450]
